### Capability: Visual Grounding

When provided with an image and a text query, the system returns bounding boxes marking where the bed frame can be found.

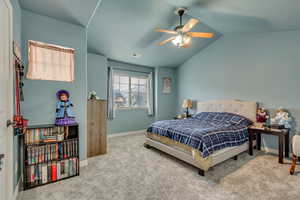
[144,100,257,176]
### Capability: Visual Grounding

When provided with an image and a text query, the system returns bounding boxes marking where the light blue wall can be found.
[11,0,22,190]
[107,60,155,134]
[155,67,178,121]
[11,0,21,44]
[87,55,178,134]
[21,10,88,160]
[109,109,155,134]
[177,30,300,149]
[87,53,107,99]
[107,65,178,134]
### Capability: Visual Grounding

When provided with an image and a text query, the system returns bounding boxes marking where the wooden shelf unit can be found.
[87,99,107,157]
[23,124,80,190]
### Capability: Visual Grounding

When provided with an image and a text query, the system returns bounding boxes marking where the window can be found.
[27,40,75,82]
[113,74,148,109]
[113,75,130,108]
[130,77,147,108]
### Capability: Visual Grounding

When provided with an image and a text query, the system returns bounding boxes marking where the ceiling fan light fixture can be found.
[155,7,212,48]
[172,34,191,48]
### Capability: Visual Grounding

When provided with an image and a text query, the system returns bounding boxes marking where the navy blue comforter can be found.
[147,112,253,158]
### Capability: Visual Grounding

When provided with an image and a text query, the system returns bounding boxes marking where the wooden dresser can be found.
[87,99,107,157]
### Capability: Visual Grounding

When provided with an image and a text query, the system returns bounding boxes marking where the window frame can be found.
[113,73,148,110]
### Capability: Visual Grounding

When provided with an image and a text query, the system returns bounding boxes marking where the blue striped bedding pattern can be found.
[147,112,253,158]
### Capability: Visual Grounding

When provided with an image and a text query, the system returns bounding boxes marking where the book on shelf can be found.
[41,165,47,184]
[23,124,79,190]
[25,126,65,144]
[52,163,57,181]
[26,158,79,186]
[26,140,78,165]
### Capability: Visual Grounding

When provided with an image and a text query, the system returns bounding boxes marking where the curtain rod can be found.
[111,67,151,74]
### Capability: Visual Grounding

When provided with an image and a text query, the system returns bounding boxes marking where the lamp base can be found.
[186,108,190,117]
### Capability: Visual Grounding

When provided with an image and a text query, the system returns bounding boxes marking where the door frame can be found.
[1,0,14,199]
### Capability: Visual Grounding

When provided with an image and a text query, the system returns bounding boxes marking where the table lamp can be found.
[182,99,193,117]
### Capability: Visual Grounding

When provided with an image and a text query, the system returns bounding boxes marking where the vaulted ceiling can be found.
[19,0,300,67]
[87,0,221,67]
[166,0,300,33]
[19,0,99,27]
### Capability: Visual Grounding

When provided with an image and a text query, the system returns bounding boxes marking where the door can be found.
[0,0,14,200]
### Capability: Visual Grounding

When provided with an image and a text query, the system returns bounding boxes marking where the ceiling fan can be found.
[155,8,214,48]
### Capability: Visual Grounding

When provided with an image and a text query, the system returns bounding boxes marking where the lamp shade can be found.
[182,99,193,108]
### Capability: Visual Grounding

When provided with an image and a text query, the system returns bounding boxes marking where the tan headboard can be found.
[197,100,257,122]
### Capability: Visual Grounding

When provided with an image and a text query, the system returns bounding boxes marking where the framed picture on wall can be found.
[162,77,172,94]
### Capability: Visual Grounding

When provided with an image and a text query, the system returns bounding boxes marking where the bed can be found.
[144,100,257,176]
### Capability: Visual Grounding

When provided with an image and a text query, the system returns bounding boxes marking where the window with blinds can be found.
[27,40,75,82]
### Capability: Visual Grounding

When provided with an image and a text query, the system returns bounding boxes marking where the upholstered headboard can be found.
[197,100,257,122]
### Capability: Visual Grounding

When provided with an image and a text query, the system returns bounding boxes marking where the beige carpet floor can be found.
[20,133,300,200]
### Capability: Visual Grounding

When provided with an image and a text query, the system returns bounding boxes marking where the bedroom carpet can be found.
[20,133,300,200]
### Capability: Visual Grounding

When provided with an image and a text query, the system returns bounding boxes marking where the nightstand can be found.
[248,126,290,164]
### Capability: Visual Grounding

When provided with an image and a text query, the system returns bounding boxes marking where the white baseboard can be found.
[108,129,146,138]
[80,159,88,167]
[13,178,21,200]
[261,146,293,158]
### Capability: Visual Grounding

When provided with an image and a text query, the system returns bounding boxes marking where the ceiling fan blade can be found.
[182,18,199,32]
[187,32,214,38]
[157,36,176,46]
[155,28,177,34]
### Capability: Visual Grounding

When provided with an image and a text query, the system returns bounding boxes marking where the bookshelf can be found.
[23,124,80,190]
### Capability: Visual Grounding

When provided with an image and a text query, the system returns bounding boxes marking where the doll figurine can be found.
[55,90,77,126]
[256,107,268,123]
[55,90,77,138]
[271,108,292,128]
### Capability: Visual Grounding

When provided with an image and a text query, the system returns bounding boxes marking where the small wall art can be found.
[162,77,172,94]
